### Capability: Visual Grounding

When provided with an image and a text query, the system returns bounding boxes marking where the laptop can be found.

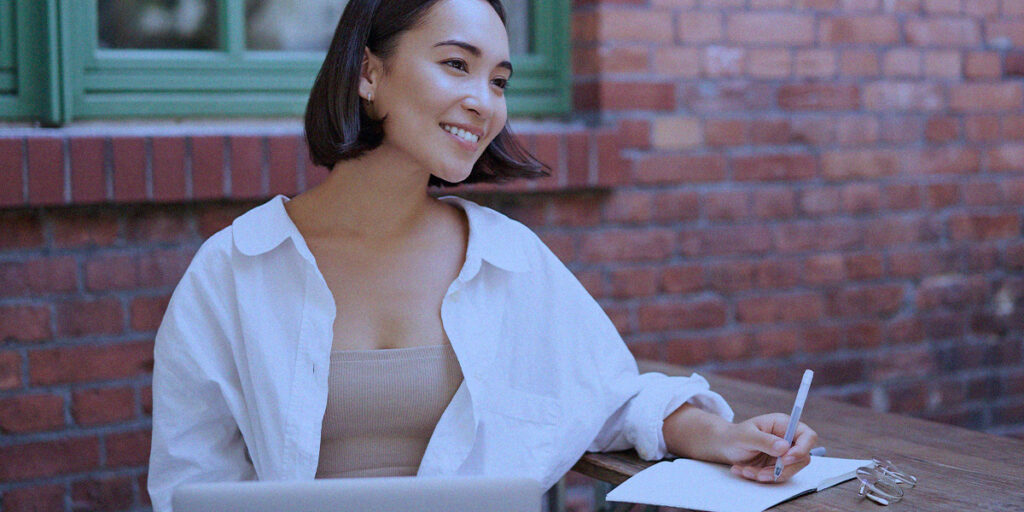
[172,476,543,512]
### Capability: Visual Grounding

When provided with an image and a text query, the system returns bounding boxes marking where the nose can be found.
[460,79,495,120]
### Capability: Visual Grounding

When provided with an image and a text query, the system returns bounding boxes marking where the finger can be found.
[749,413,792,437]
[782,424,818,462]
[774,456,811,482]
[738,422,790,457]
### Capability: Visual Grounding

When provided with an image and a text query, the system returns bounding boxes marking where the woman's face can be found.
[364,0,511,183]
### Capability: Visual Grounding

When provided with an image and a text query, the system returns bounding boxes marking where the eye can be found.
[442,59,468,72]
[492,78,508,90]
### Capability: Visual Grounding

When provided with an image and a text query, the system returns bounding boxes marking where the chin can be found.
[433,166,474,184]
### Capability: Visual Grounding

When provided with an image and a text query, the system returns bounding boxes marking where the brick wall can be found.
[2,0,1023,510]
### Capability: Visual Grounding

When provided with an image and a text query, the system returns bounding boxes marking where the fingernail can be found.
[782,456,795,464]
[772,440,789,453]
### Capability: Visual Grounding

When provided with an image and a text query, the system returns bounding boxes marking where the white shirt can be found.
[147,194,733,512]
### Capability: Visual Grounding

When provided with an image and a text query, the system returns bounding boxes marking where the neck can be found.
[286,145,436,242]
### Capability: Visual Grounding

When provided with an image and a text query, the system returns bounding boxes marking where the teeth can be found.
[441,124,479,143]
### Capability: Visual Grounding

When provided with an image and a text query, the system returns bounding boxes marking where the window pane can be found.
[244,0,531,53]
[97,0,220,49]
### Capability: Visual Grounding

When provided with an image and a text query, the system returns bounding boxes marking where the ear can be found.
[358,47,384,101]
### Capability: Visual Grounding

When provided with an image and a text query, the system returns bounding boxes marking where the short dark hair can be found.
[304,0,550,188]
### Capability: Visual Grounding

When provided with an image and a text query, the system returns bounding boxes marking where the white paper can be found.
[605,456,871,512]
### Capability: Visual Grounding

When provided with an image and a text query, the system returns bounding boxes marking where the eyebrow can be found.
[433,39,513,76]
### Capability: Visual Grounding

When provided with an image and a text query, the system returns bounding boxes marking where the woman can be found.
[147,0,817,510]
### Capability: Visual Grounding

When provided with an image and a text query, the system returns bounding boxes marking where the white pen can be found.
[774,369,813,481]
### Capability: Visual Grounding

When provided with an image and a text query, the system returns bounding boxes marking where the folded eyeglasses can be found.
[856,459,918,506]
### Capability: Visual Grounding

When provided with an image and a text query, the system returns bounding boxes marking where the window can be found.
[0,0,569,124]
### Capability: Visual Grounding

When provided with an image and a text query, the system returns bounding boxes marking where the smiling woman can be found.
[146,2,817,511]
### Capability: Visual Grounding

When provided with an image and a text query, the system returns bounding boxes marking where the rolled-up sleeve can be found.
[147,239,256,512]
[588,372,733,460]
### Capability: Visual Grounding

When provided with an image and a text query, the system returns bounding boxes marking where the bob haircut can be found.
[304,0,550,188]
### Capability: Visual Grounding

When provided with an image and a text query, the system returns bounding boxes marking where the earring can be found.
[367,92,374,103]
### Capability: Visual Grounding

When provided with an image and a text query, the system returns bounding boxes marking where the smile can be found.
[440,123,480,145]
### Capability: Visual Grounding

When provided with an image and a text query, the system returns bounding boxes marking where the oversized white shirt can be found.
[147,194,733,512]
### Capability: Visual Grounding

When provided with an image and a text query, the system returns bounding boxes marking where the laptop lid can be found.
[172,476,543,512]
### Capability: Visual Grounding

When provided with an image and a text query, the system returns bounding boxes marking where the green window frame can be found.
[1,0,569,125]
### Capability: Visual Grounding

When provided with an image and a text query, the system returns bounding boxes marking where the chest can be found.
[307,224,466,351]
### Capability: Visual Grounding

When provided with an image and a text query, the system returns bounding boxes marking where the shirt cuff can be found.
[623,372,734,461]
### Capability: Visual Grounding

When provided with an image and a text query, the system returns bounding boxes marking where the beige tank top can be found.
[315,344,464,479]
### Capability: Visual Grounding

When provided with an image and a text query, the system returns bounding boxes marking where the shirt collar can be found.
[231,194,531,274]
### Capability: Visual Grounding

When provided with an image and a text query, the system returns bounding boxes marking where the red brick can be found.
[84,252,138,291]
[651,190,700,222]
[596,81,676,111]
[888,248,957,278]
[70,137,107,204]
[152,137,187,202]
[594,131,626,186]
[883,183,922,210]
[803,254,845,285]
[695,225,773,256]
[948,213,1021,241]
[52,210,120,248]
[707,260,755,293]
[845,253,885,280]
[926,183,959,208]
[546,195,602,227]
[864,81,942,110]
[752,188,796,219]
[565,132,590,186]
[0,393,64,433]
[916,275,989,310]
[608,267,659,297]
[533,133,562,183]
[753,328,801,358]
[880,116,926,143]
[821,149,902,180]
[230,136,264,199]
[126,208,190,244]
[601,190,653,223]
[0,437,100,480]
[773,221,861,253]
[105,429,151,467]
[573,81,599,111]
[680,81,775,113]
[0,211,43,249]
[197,203,250,237]
[886,317,924,345]
[29,341,153,385]
[0,305,51,343]
[580,229,675,262]
[950,83,1023,112]
[733,153,817,182]
[676,10,723,43]
[141,385,153,416]
[191,136,226,200]
[72,475,134,512]
[820,15,900,44]
[0,351,20,390]
[137,248,195,288]
[593,7,674,42]
[736,293,825,324]
[637,298,727,331]
[988,143,1024,172]
[726,12,815,44]
[925,116,960,142]
[0,138,24,206]
[749,119,794,145]
[659,264,703,295]
[832,284,904,317]
[840,183,881,213]
[808,359,866,387]
[73,387,135,426]
[26,137,65,205]
[1007,51,1024,77]
[864,215,929,247]
[0,256,79,298]
[664,336,712,366]
[634,154,726,184]
[754,259,801,288]
[798,187,841,216]
[617,119,650,150]
[778,84,859,110]
[704,119,746,146]
[56,298,124,337]
[800,324,844,353]
[130,295,171,332]
[846,321,883,348]
[704,190,749,221]
[906,18,981,46]
[2,484,65,512]
[840,49,880,77]
[111,137,147,202]
[267,135,299,196]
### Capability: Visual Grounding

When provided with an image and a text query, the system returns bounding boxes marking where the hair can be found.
[304,0,550,188]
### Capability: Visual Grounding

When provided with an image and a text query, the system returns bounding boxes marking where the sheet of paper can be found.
[605,456,871,512]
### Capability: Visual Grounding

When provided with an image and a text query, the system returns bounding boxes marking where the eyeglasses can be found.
[856,459,917,506]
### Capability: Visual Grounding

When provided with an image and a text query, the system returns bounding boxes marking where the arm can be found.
[147,244,256,512]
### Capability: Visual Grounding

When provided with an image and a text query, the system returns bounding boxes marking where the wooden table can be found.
[571,361,1024,511]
